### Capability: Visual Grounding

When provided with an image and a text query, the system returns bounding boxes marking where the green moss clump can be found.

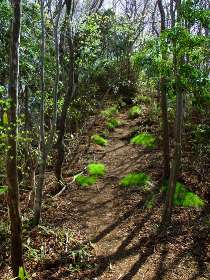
[163,182,204,208]
[91,134,108,146]
[106,118,120,130]
[87,163,106,177]
[128,105,141,119]
[120,172,150,188]
[101,106,118,118]
[130,132,156,148]
[75,174,97,187]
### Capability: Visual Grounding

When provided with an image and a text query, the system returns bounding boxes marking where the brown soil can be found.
[1,106,210,280]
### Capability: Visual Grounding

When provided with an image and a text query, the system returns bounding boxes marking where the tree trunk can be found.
[55,17,75,182]
[33,0,46,226]
[160,77,170,178]
[7,0,24,276]
[162,71,183,224]
[162,0,184,225]
[157,0,170,178]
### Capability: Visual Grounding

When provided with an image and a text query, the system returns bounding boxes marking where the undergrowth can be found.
[163,182,204,207]
[75,163,106,187]
[0,186,7,195]
[101,106,118,119]
[21,225,93,278]
[144,194,157,209]
[120,172,150,189]
[87,163,106,177]
[106,118,120,130]
[91,134,108,146]
[130,132,156,148]
[134,95,151,104]
[128,105,141,119]
[75,174,97,187]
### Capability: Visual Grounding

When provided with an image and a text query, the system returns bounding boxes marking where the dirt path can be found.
[50,109,209,280]
[1,106,209,280]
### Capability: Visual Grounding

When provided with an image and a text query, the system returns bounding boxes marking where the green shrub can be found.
[101,106,118,118]
[120,172,150,188]
[91,134,108,146]
[174,182,204,207]
[182,192,204,207]
[128,105,141,119]
[106,118,120,130]
[87,163,106,177]
[130,132,156,148]
[163,182,204,207]
[0,186,8,195]
[134,95,151,104]
[75,174,97,187]
[145,195,156,208]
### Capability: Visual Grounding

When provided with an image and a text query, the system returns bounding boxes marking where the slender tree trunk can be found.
[160,77,170,178]
[55,16,75,181]
[158,0,170,178]
[33,0,46,226]
[33,1,62,224]
[162,0,184,225]
[45,0,62,156]
[7,0,24,276]
[162,67,183,224]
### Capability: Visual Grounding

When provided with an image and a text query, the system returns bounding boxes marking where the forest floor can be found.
[1,102,210,280]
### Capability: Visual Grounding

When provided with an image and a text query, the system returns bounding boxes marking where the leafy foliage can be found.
[101,106,118,119]
[128,105,141,119]
[145,194,156,209]
[0,186,8,195]
[163,182,204,207]
[130,132,156,148]
[174,182,204,207]
[106,118,120,130]
[134,95,151,104]
[120,172,150,188]
[91,134,108,146]
[87,163,106,177]
[75,174,97,187]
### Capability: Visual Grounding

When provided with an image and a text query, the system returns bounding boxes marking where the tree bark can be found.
[157,0,170,178]
[162,67,183,224]
[55,30,75,181]
[33,0,46,226]
[55,6,75,182]
[7,0,24,276]
[162,0,184,225]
